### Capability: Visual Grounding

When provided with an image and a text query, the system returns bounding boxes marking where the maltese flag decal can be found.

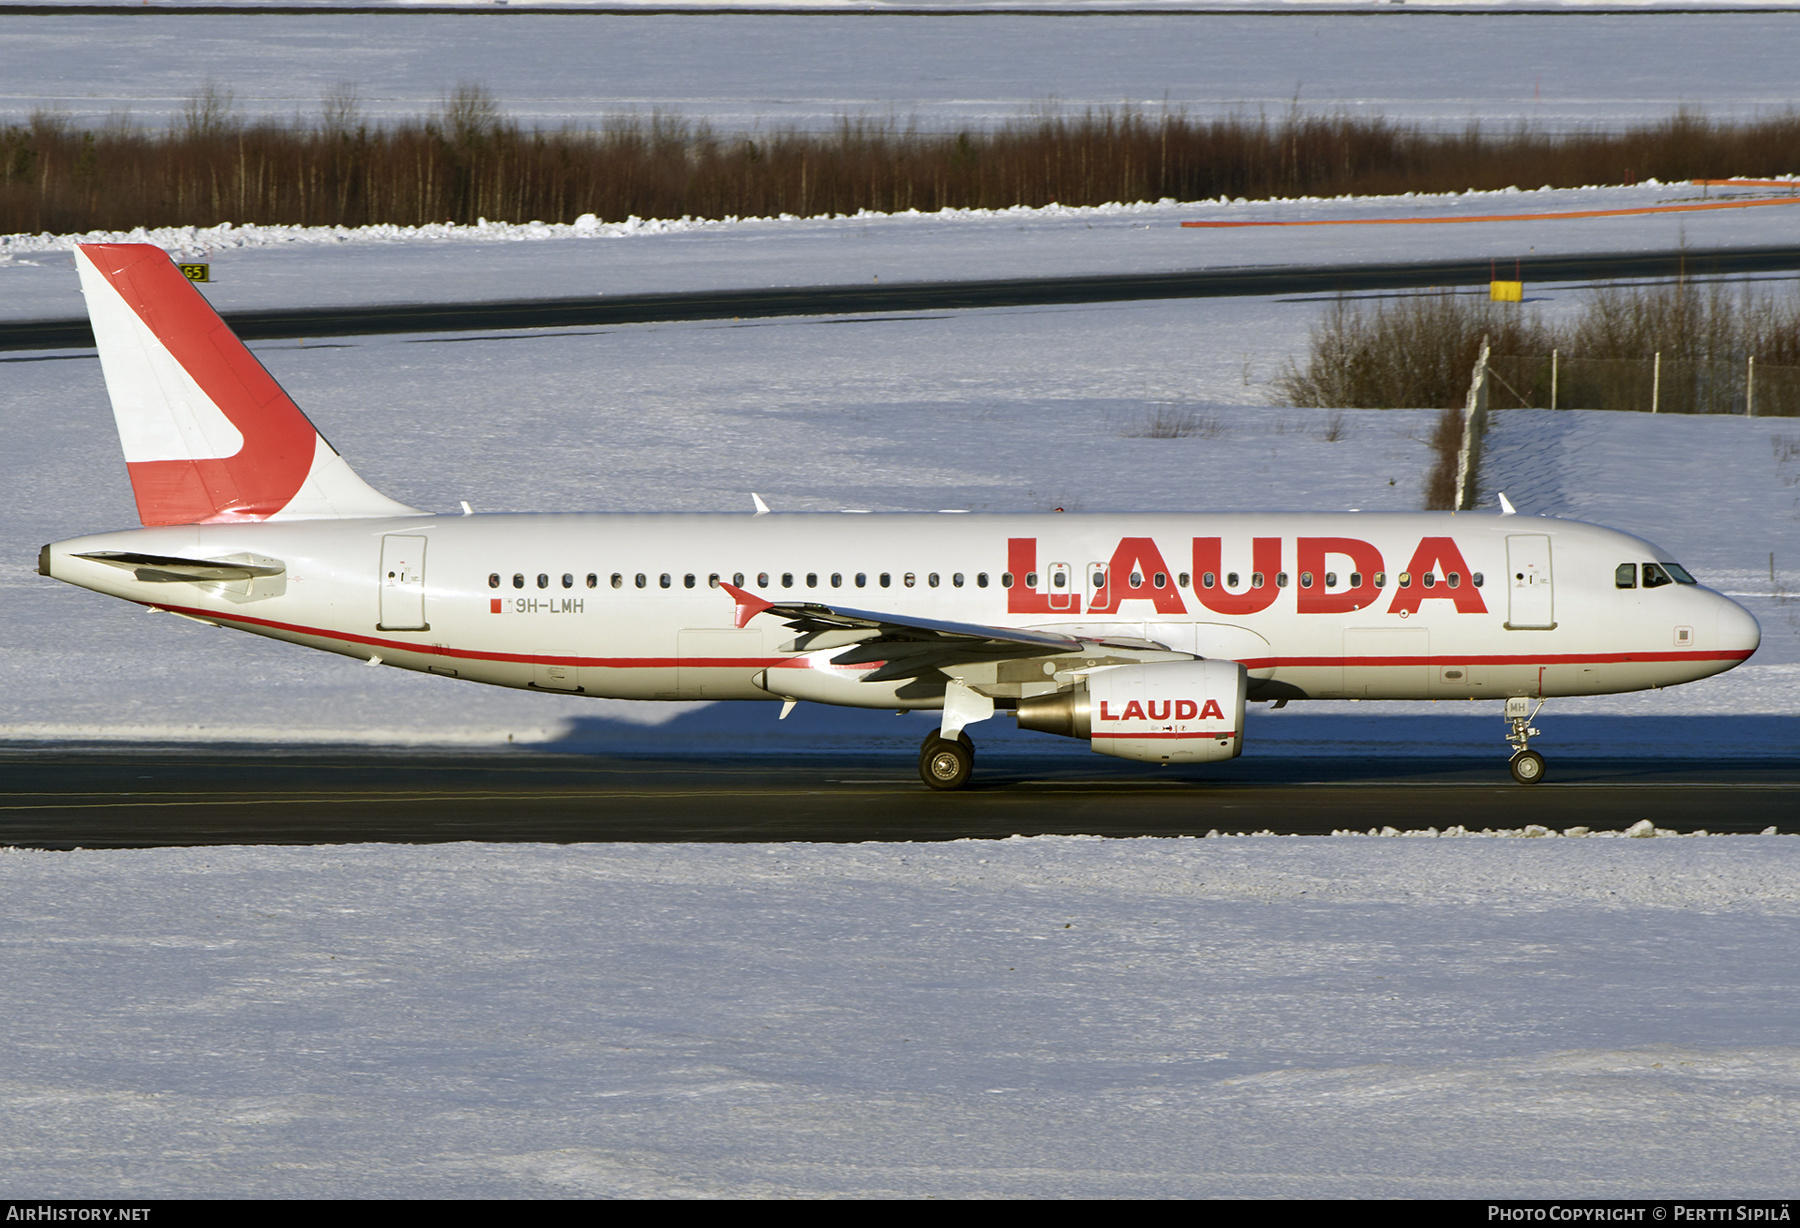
[74,243,415,526]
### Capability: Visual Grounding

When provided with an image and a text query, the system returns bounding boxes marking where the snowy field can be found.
[9,180,1800,323]
[5,10,1800,133]
[3,834,1797,1198]
[7,277,1800,745]
[5,196,1799,745]
[4,8,1800,1200]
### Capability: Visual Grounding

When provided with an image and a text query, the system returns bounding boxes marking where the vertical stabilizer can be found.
[75,243,419,526]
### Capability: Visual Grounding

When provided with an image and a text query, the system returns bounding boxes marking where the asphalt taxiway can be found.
[8,244,1800,351]
[1,746,1793,847]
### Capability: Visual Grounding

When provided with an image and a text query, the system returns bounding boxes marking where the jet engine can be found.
[1016,659,1246,763]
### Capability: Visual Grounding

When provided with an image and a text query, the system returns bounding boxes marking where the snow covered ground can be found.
[9,180,1800,323]
[5,10,1800,134]
[3,10,1798,1198]
[7,272,1798,745]
[3,834,1797,1198]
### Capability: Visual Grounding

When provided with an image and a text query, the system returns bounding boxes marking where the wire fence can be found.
[1487,353,1800,416]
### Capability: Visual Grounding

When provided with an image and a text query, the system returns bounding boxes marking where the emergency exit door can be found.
[378,534,429,630]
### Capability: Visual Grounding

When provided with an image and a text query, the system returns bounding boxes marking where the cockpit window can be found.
[1663,562,1697,585]
[1641,562,1674,589]
[1615,563,1637,589]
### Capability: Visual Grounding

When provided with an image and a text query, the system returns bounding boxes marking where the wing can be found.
[720,582,1183,684]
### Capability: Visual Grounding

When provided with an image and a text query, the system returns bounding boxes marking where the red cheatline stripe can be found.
[1092,730,1238,740]
[139,600,1754,672]
[1238,650,1753,668]
[1180,195,1800,229]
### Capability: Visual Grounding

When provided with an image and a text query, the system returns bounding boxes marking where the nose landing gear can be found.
[1505,696,1547,784]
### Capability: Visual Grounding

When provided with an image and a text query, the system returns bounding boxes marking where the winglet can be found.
[1497,492,1517,515]
[721,581,774,629]
[751,493,771,516]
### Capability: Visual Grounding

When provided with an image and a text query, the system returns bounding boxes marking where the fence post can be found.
[1551,348,1558,411]
[1748,355,1756,418]
[1652,351,1661,414]
[1454,336,1491,512]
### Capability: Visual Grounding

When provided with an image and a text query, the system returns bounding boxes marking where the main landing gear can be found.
[919,731,975,791]
[1505,696,1547,785]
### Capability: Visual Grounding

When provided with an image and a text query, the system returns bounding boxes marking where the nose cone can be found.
[1717,595,1761,664]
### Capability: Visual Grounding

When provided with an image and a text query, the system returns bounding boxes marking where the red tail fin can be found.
[76,244,416,526]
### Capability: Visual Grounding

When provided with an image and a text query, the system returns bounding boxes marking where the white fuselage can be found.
[43,510,1760,708]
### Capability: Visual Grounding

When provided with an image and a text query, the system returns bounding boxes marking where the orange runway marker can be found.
[1181,194,1800,229]
[1692,179,1800,190]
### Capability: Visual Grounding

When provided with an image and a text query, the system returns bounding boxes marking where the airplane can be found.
[38,243,1761,790]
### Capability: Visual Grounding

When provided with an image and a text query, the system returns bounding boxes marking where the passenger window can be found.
[537,574,549,589]
[928,573,940,588]
[1375,572,1387,588]
[1615,563,1638,589]
[709,574,720,588]
[904,573,916,588]
[953,573,965,588]
[611,573,623,589]
[1091,571,1105,588]
[1398,572,1412,588]
[1227,572,1240,588]
[1129,571,1143,587]
[1153,572,1167,589]
[1325,571,1338,588]
[1178,572,1190,588]
[587,573,598,589]
[757,573,769,588]
[635,574,647,589]
[1202,572,1216,589]
[782,573,794,588]
[1422,573,1436,588]
[732,573,745,588]
[562,573,574,589]
[660,574,672,589]
[488,573,500,589]
[831,573,842,588]
[1275,572,1288,588]
[1472,572,1483,588]
[881,573,892,588]
[1347,572,1359,588]
[1299,571,1313,589]
[806,573,817,588]
[856,573,867,587]
[513,574,525,589]
[1642,562,1673,588]
[1051,571,1066,589]
[976,573,988,588]
[1026,572,1038,588]
[1447,573,1460,588]
[684,574,696,589]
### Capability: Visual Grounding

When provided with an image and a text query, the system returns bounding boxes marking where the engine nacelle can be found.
[1017,659,1246,764]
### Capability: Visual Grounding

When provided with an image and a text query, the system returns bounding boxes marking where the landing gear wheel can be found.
[1510,749,1546,785]
[919,736,975,791]
[918,730,973,767]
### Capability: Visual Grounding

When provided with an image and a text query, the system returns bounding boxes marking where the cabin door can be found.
[378,535,429,631]
[1505,535,1555,629]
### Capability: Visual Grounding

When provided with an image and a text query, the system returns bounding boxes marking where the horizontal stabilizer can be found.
[76,550,285,583]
